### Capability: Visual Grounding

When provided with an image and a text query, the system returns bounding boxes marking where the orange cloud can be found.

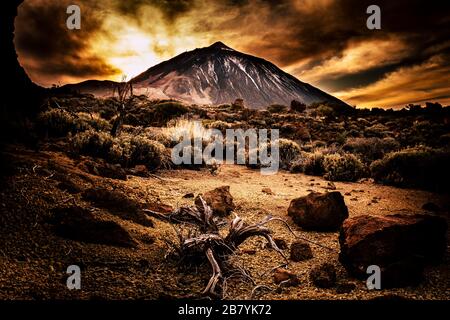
[334,55,450,108]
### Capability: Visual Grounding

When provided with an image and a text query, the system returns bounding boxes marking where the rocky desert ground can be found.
[0,95,449,300]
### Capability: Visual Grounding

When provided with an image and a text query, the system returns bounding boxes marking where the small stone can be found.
[326,182,336,190]
[242,248,257,255]
[195,186,235,216]
[273,268,300,286]
[183,192,195,198]
[274,238,288,250]
[290,241,313,262]
[310,263,336,288]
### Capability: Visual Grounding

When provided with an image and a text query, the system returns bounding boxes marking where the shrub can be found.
[37,109,110,137]
[152,102,190,124]
[71,129,118,162]
[37,109,77,137]
[267,104,288,113]
[290,150,325,175]
[205,120,232,132]
[71,130,168,169]
[323,153,365,182]
[343,137,400,162]
[316,105,335,118]
[370,146,450,191]
[364,123,391,138]
[144,127,173,147]
[74,112,111,132]
[277,139,302,170]
[290,100,307,113]
[128,135,168,169]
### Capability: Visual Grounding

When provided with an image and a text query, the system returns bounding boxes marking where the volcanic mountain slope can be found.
[64,42,349,109]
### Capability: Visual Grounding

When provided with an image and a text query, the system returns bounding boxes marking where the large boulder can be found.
[195,186,235,216]
[49,206,137,248]
[288,192,348,231]
[339,213,447,288]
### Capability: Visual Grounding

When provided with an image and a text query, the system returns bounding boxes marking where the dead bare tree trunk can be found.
[143,197,289,298]
[111,76,133,137]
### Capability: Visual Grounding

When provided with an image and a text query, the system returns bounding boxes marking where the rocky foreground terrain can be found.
[0,95,449,300]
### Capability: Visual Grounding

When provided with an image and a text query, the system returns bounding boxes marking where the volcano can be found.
[63,42,349,109]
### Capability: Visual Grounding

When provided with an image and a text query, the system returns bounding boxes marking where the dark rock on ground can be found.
[310,263,337,288]
[183,192,195,198]
[290,241,313,262]
[262,187,274,195]
[288,192,348,231]
[49,206,137,247]
[339,213,447,288]
[274,238,288,250]
[195,185,235,216]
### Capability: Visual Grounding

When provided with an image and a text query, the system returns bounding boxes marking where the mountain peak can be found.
[68,41,349,109]
[208,41,234,51]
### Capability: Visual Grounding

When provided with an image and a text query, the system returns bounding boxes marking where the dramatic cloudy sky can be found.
[15,0,450,108]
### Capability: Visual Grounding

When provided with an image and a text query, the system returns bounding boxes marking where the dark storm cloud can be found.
[14,0,450,106]
[114,0,196,21]
[15,0,120,84]
[236,0,449,67]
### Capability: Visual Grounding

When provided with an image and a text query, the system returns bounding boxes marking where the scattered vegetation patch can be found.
[37,109,110,137]
[267,104,288,113]
[370,146,450,191]
[322,153,365,182]
[275,139,302,170]
[343,137,400,163]
[71,129,169,170]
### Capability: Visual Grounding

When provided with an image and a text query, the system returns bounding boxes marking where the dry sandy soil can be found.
[0,145,448,300]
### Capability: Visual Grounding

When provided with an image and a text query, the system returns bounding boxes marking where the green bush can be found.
[277,139,302,170]
[364,123,391,138]
[370,146,450,191]
[316,105,335,118]
[343,137,400,162]
[290,150,325,175]
[74,112,111,132]
[267,104,288,113]
[71,130,168,169]
[37,109,110,137]
[37,109,78,137]
[205,120,232,132]
[152,102,190,124]
[71,129,118,162]
[323,153,365,182]
[144,127,173,147]
[128,135,168,169]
